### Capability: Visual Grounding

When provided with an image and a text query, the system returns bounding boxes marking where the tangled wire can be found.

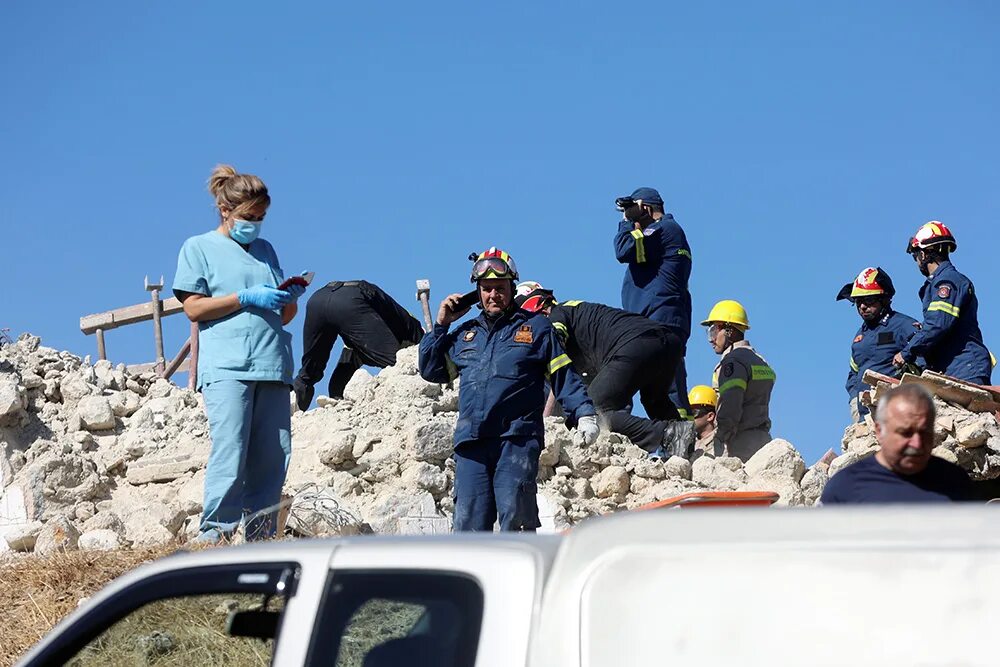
[240,483,366,539]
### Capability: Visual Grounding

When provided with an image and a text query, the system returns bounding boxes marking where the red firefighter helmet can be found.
[470,247,519,282]
[515,281,554,313]
[836,266,896,302]
[906,221,957,254]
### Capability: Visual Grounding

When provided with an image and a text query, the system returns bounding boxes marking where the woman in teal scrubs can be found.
[173,164,304,542]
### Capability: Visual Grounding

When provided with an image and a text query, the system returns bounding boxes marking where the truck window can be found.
[66,593,284,666]
[307,571,483,667]
[20,562,299,667]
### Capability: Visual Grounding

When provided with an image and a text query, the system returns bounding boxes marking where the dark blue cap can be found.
[630,187,663,207]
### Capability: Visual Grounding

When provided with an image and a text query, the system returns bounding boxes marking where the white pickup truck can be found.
[18,505,1000,666]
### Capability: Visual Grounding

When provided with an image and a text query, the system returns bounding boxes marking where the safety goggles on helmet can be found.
[471,257,518,282]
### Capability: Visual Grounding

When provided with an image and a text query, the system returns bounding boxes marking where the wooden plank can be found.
[862,369,900,388]
[80,297,184,334]
[899,372,991,408]
[128,359,189,376]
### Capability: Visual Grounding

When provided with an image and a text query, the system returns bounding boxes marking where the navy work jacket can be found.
[901,261,991,384]
[846,309,920,419]
[614,214,693,338]
[419,308,595,446]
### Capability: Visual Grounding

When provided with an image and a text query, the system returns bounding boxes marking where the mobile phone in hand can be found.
[279,271,315,291]
[451,290,479,312]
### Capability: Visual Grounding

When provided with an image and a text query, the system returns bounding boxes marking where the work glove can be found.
[237,285,293,310]
[576,415,599,447]
[285,283,307,301]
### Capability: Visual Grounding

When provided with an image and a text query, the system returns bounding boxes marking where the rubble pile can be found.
[9,333,993,554]
[833,370,1000,480]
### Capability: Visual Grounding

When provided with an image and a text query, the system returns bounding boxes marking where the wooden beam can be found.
[128,359,189,376]
[80,297,184,335]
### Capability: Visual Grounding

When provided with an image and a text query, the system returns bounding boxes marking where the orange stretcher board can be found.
[635,490,780,511]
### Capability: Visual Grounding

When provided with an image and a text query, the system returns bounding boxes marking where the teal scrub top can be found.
[172,230,293,389]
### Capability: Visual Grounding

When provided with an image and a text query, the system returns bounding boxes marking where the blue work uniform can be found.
[900,260,991,385]
[419,308,594,532]
[173,230,294,540]
[846,309,921,420]
[614,213,693,416]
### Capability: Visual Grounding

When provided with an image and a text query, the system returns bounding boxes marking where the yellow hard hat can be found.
[688,385,717,409]
[701,300,750,330]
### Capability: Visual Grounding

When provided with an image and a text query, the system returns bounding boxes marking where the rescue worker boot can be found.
[658,420,696,460]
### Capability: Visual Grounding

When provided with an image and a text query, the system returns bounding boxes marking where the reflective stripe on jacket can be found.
[614,214,693,338]
[901,260,991,383]
[711,341,775,447]
[418,308,595,445]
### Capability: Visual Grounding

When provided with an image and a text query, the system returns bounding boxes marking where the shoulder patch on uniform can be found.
[514,325,533,344]
[853,334,864,343]
[463,330,477,342]
[937,283,953,299]
[723,362,734,377]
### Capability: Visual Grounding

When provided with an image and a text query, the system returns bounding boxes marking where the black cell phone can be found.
[452,290,479,312]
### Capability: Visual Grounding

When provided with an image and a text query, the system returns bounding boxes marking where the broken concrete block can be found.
[745,439,806,483]
[408,421,454,463]
[4,520,44,552]
[79,528,122,551]
[592,466,629,500]
[76,396,115,431]
[0,377,26,426]
[34,516,80,555]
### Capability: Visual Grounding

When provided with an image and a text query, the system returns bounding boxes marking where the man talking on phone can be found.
[419,247,597,532]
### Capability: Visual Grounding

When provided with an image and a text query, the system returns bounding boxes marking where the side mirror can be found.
[226,610,280,640]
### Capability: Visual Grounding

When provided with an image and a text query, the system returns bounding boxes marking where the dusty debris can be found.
[0,333,855,554]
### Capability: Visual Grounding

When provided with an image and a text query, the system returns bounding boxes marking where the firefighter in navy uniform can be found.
[418,249,597,532]
[514,281,696,458]
[893,222,992,385]
[837,267,921,422]
[702,300,776,462]
[613,187,694,418]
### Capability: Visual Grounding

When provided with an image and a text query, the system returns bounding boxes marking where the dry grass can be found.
[0,546,179,666]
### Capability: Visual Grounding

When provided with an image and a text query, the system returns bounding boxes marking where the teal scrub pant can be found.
[201,379,291,540]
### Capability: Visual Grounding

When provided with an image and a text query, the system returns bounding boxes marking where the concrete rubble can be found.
[835,369,1000,480]
[2,333,995,554]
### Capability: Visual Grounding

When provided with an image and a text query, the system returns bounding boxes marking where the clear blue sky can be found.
[2,2,997,463]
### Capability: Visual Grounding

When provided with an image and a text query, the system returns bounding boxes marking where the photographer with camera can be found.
[614,187,694,419]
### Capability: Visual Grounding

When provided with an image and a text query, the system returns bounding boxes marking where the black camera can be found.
[615,196,636,211]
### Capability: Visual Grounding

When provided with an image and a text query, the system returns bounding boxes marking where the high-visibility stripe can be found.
[630,229,646,263]
[552,322,569,340]
[677,249,692,260]
[563,300,583,307]
[991,351,997,368]
[719,378,747,393]
[850,357,859,373]
[548,354,571,375]
[928,301,960,317]
[751,365,776,381]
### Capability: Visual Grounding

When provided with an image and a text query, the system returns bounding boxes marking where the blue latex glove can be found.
[285,283,306,301]
[237,285,293,310]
